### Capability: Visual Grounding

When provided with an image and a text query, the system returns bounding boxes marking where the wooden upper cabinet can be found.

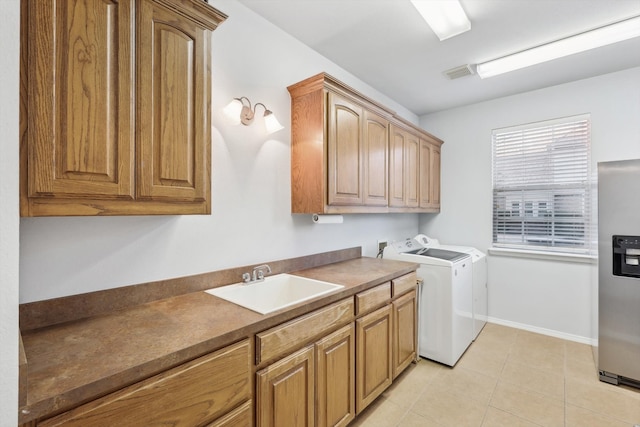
[363,111,389,206]
[326,94,389,208]
[327,93,364,206]
[431,144,442,207]
[419,137,441,210]
[137,0,210,203]
[419,140,432,208]
[388,125,405,208]
[289,73,394,214]
[25,0,135,202]
[404,131,420,208]
[390,122,442,211]
[20,0,226,216]
[389,124,420,208]
[288,72,442,214]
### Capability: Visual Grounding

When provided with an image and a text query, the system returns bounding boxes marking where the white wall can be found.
[0,0,20,424]
[419,67,640,342]
[19,0,421,303]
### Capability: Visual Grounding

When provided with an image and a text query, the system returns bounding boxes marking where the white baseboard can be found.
[487,316,597,346]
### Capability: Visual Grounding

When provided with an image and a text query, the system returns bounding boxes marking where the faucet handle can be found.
[253,264,272,273]
[242,272,251,283]
[252,264,272,281]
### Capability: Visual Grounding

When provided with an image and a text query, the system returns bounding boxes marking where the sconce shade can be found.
[223,99,243,125]
[264,110,284,134]
[224,96,284,134]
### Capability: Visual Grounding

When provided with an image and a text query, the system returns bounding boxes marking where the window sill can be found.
[488,247,597,264]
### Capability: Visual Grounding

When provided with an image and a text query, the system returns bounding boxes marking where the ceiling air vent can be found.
[444,64,475,80]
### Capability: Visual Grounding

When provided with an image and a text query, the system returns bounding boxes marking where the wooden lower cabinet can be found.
[205,401,253,427]
[256,345,315,427]
[37,339,252,427]
[25,275,417,427]
[256,324,356,427]
[392,290,417,379]
[315,324,356,427]
[355,305,393,414]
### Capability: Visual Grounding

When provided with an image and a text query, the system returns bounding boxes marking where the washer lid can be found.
[406,247,470,263]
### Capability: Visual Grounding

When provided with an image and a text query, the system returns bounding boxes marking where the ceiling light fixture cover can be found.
[410,0,471,41]
[476,15,640,78]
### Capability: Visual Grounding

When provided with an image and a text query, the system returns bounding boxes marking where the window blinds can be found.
[492,114,595,255]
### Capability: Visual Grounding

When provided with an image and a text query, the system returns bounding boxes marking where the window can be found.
[492,114,596,255]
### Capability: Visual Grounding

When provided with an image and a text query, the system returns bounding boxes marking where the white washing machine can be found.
[415,234,488,340]
[383,238,473,366]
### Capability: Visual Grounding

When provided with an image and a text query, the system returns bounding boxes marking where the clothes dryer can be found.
[414,234,487,339]
[384,238,473,366]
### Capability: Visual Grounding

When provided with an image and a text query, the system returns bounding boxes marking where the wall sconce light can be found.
[223,97,284,134]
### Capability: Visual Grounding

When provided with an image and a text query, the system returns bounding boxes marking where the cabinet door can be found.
[26,0,135,200]
[420,140,441,210]
[327,92,364,206]
[137,0,210,205]
[316,324,355,427]
[393,290,417,379]
[256,345,315,427]
[404,132,420,208]
[388,125,405,207]
[389,125,420,208]
[431,144,441,207]
[419,140,432,208]
[355,305,392,413]
[363,111,388,206]
[38,340,251,427]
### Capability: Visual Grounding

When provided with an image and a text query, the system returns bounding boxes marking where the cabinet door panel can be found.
[137,0,209,203]
[388,126,405,207]
[420,141,441,210]
[363,111,389,206]
[419,140,432,207]
[356,305,392,413]
[431,146,441,206]
[27,0,134,199]
[328,93,363,206]
[404,133,420,208]
[39,339,251,427]
[393,290,417,378]
[257,346,315,427]
[316,324,355,427]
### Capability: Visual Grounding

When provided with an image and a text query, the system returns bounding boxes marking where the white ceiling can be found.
[235,0,640,115]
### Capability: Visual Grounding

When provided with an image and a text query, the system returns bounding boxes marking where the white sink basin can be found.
[205,274,344,314]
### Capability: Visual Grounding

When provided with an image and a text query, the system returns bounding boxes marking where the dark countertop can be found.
[20,256,417,424]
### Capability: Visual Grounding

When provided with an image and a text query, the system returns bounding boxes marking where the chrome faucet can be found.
[242,264,272,284]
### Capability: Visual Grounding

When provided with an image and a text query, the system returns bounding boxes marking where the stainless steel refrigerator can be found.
[598,159,640,388]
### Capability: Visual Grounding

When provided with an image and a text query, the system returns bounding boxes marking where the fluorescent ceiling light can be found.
[477,15,640,78]
[410,0,471,41]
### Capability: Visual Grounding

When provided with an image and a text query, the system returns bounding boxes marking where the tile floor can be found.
[352,323,640,427]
